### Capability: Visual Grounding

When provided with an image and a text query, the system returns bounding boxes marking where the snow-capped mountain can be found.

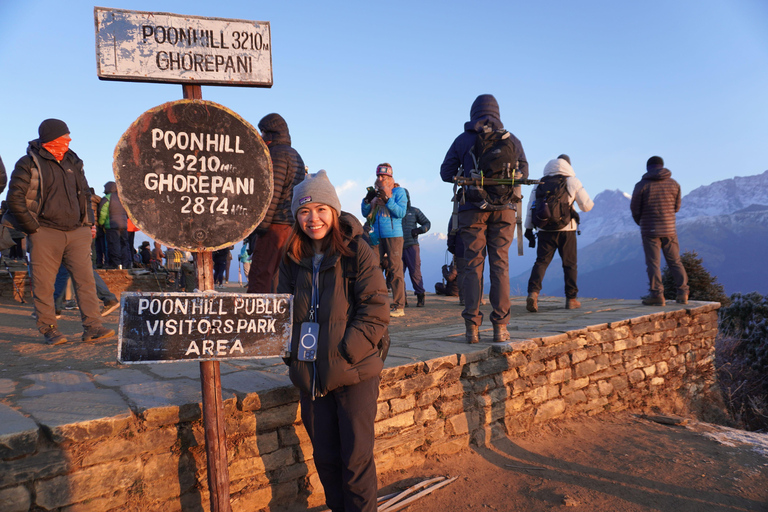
[678,170,768,220]
[576,189,636,247]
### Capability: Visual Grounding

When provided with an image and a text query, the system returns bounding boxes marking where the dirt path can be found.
[374,412,768,512]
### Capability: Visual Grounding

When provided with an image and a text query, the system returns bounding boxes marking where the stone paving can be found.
[0,287,708,443]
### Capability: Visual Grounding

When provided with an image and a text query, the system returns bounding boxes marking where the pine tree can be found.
[662,250,729,305]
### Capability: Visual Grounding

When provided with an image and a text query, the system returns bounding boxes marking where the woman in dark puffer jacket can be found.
[277,170,389,512]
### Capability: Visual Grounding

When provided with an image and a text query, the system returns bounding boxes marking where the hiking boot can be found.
[416,294,425,307]
[641,295,665,306]
[493,324,510,342]
[42,325,67,346]
[82,326,116,342]
[526,292,539,313]
[390,307,405,318]
[676,293,689,305]
[101,300,120,317]
[465,321,479,344]
[566,298,581,309]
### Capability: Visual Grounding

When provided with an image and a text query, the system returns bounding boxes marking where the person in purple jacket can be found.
[630,156,689,306]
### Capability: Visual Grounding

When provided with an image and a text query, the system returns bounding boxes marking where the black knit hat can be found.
[557,154,571,165]
[646,156,664,170]
[38,119,70,143]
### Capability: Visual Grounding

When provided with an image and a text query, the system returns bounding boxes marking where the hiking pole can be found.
[454,176,541,187]
[454,176,539,256]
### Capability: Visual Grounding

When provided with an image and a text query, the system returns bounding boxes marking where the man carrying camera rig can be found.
[361,163,408,317]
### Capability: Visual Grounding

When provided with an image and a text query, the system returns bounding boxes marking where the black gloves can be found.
[524,229,536,248]
[364,187,376,204]
[411,229,419,238]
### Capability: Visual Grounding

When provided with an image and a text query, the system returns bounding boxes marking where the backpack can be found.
[465,128,520,209]
[531,175,572,230]
[343,237,390,362]
[165,248,184,271]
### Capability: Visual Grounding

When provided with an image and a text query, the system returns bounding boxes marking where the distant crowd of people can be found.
[0,97,690,512]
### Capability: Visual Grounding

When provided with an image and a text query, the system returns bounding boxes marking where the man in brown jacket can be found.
[630,156,689,306]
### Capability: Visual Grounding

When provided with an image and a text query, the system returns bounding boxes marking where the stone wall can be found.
[0,269,179,303]
[0,304,720,512]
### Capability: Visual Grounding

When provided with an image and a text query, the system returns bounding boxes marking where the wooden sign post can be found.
[98,8,278,511]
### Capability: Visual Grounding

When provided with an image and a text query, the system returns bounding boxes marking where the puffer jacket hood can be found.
[258,113,291,146]
[104,181,117,194]
[464,94,504,133]
[340,211,364,239]
[542,158,576,179]
[641,167,672,181]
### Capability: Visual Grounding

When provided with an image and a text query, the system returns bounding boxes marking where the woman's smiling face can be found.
[296,203,335,248]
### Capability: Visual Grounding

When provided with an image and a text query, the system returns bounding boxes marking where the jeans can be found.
[54,264,117,311]
[402,244,425,295]
[641,234,689,297]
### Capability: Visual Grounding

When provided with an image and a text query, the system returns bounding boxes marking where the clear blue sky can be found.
[2,0,767,237]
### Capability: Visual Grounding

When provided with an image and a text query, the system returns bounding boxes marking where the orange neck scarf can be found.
[42,135,71,162]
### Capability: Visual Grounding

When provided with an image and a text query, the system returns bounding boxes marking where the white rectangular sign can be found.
[94,7,272,87]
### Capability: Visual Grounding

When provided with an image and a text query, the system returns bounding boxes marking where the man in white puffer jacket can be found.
[524,155,593,312]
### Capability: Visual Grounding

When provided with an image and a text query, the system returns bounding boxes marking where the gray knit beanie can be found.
[291,170,341,218]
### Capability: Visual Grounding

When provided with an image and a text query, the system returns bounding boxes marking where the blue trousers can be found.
[402,244,425,295]
[54,264,117,311]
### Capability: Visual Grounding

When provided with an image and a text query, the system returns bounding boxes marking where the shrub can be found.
[716,292,768,431]
[662,250,729,305]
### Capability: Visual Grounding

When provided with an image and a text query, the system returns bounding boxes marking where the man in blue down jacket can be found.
[361,163,408,317]
[4,119,114,345]
[440,94,528,343]
[247,113,306,293]
[630,156,689,306]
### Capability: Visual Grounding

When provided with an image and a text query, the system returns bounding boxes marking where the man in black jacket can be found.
[401,188,431,307]
[440,94,528,343]
[630,156,689,306]
[247,113,306,293]
[5,119,114,345]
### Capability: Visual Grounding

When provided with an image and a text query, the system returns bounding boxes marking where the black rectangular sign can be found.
[117,292,292,363]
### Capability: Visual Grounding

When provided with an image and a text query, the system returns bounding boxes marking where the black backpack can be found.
[465,128,520,209]
[531,175,572,230]
[343,237,390,362]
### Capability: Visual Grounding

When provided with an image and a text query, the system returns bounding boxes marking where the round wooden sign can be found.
[113,99,273,251]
